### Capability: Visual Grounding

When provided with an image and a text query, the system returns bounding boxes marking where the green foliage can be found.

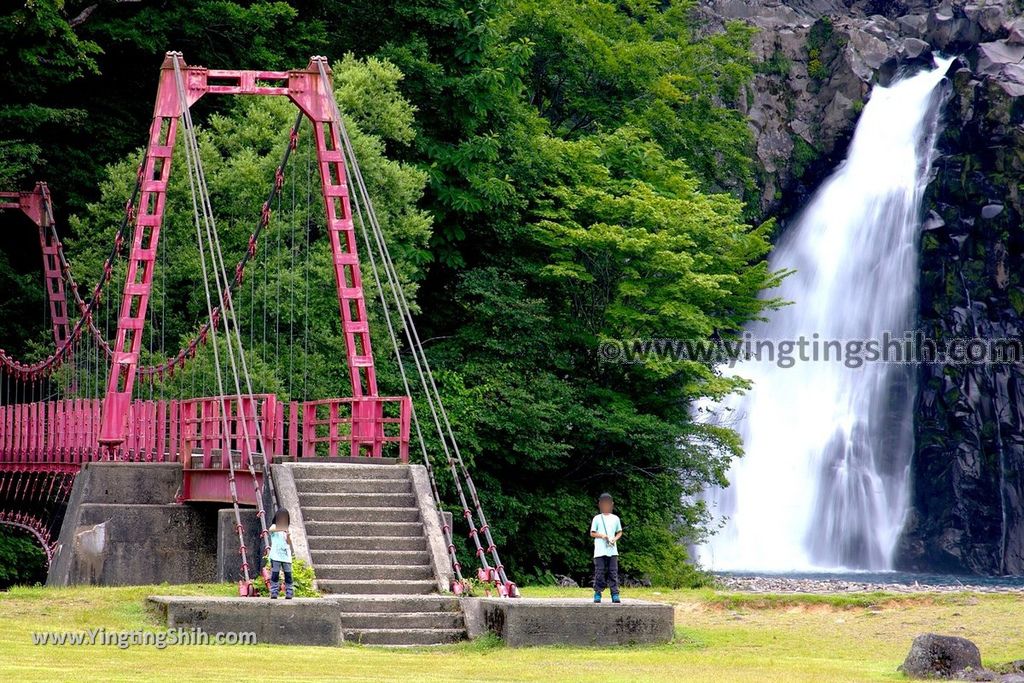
[621,528,715,589]
[805,17,844,83]
[757,49,792,77]
[807,57,828,82]
[790,136,819,179]
[508,1,758,196]
[0,1,100,187]
[1009,288,1024,316]
[0,528,47,589]
[255,557,319,597]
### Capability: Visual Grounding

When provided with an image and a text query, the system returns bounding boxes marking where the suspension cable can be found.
[136,112,304,383]
[0,168,143,380]
[172,56,256,588]
[317,62,514,593]
[173,56,291,580]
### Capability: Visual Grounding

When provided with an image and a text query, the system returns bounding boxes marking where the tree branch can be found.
[70,1,142,28]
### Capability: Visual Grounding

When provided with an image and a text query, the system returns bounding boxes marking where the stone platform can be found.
[148,595,675,647]
[462,597,675,647]
[149,596,344,646]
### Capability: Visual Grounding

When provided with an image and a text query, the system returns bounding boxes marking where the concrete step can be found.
[311,549,430,566]
[343,628,465,646]
[332,595,461,613]
[317,579,436,595]
[315,564,434,580]
[340,612,465,630]
[297,492,417,508]
[290,464,410,480]
[294,478,412,494]
[301,507,421,523]
[306,535,427,552]
[304,521,423,538]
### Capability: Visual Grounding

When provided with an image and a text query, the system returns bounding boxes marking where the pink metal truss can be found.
[0,510,56,566]
[100,53,385,453]
[0,182,71,347]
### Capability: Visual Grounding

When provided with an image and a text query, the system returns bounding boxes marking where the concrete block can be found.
[462,598,674,646]
[148,596,343,646]
[74,462,184,505]
[216,508,262,582]
[50,503,217,586]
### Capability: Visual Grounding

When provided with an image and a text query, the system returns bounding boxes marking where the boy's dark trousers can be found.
[593,555,619,594]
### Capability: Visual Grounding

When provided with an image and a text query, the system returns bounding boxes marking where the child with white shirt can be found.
[589,492,623,603]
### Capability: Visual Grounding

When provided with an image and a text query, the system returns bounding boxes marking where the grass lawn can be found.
[1,583,1023,682]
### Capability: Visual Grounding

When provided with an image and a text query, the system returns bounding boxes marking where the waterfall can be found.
[698,58,953,572]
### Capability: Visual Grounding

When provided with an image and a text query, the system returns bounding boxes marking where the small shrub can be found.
[757,49,791,77]
[806,17,836,82]
[621,529,715,589]
[791,136,819,179]
[253,557,319,597]
[515,569,558,586]
[807,56,828,81]
[0,529,47,589]
[631,546,715,589]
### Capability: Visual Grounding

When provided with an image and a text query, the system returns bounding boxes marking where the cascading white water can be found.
[698,58,953,572]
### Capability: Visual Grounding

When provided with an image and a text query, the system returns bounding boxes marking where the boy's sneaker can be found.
[270,595,277,600]
[611,593,621,604]
[593,591,602,603]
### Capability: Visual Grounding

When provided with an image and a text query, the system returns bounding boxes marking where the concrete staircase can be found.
[290,462,467,646]
[335,595,466,646]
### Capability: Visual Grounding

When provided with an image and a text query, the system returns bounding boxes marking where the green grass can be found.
[2,583,1024,682]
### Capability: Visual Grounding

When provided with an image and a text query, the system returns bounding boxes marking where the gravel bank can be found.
[717,575,1024,595]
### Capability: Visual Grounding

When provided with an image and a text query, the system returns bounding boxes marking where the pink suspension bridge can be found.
[0,53,514,597]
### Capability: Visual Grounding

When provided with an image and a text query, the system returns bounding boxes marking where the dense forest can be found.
[0,0,781,585]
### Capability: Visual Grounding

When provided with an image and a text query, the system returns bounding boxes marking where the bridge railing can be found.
[178,394,278,471]
[291,396,410,461]
[0,394,411,467]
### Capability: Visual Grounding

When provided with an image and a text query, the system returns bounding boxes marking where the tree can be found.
[0,1,101,188]
[429,127,781,579]
[0,529,47,589]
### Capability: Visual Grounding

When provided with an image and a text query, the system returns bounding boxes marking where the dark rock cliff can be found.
[701,0,1024,574]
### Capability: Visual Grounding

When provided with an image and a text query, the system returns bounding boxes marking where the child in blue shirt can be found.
[590,493,622,603]
[268,509,295,599]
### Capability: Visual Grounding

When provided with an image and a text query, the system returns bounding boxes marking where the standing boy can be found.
[590,492,622,603]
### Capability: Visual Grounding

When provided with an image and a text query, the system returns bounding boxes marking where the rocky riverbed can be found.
[718,575,1024,594]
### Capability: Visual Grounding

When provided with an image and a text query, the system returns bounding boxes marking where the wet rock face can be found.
[901,55,1024,575]
[699,0,1024,574]
[698,0,1024,215]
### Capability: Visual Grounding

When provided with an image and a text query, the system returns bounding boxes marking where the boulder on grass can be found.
[899,634,984,679]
